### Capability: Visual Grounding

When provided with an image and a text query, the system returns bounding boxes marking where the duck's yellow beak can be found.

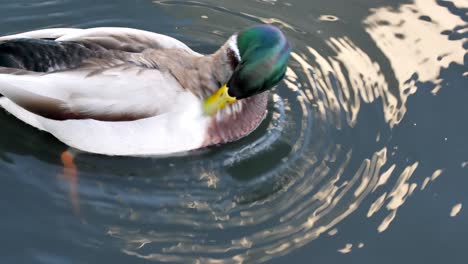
[202,84,237,116]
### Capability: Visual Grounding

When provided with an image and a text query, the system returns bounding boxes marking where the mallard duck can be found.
[0,25,291,156]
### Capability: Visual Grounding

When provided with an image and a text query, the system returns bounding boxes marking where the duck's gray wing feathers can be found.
[0,27,201,73]
[0,27,201,121]
[0,28,83,41]
[57,27,198,54]
[0,27,199,54]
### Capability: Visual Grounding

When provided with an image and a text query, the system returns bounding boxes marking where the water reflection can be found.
[365,0,466,97]
[450,203,462,217]
[337,243,353,254]
[318,15,339,22]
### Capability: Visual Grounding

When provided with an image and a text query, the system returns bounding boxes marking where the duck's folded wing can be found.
[0,27,199,54]
[0,28,83,41]
[0,27,199,122]
[0,63,191,121]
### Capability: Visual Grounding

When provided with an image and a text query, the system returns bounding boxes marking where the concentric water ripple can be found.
[0,0,466,263]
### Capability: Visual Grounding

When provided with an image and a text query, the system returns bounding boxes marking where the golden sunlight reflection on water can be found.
[365,0,466,96]
[450,203,462,217]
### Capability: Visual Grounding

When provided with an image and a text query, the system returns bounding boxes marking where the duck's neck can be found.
[195,35,240,97]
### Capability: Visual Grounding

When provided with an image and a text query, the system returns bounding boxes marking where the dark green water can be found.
[0,0,467,263]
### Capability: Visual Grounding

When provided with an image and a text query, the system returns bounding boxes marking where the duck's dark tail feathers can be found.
[0,38,100,73]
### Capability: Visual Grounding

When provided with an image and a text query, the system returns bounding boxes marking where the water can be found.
[0,0,467,263]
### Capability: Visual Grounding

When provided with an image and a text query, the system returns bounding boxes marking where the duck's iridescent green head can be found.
[202,25,291,116]
[228,25,292,99]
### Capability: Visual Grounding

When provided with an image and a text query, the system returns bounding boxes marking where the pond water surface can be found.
[0,0,467,263]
